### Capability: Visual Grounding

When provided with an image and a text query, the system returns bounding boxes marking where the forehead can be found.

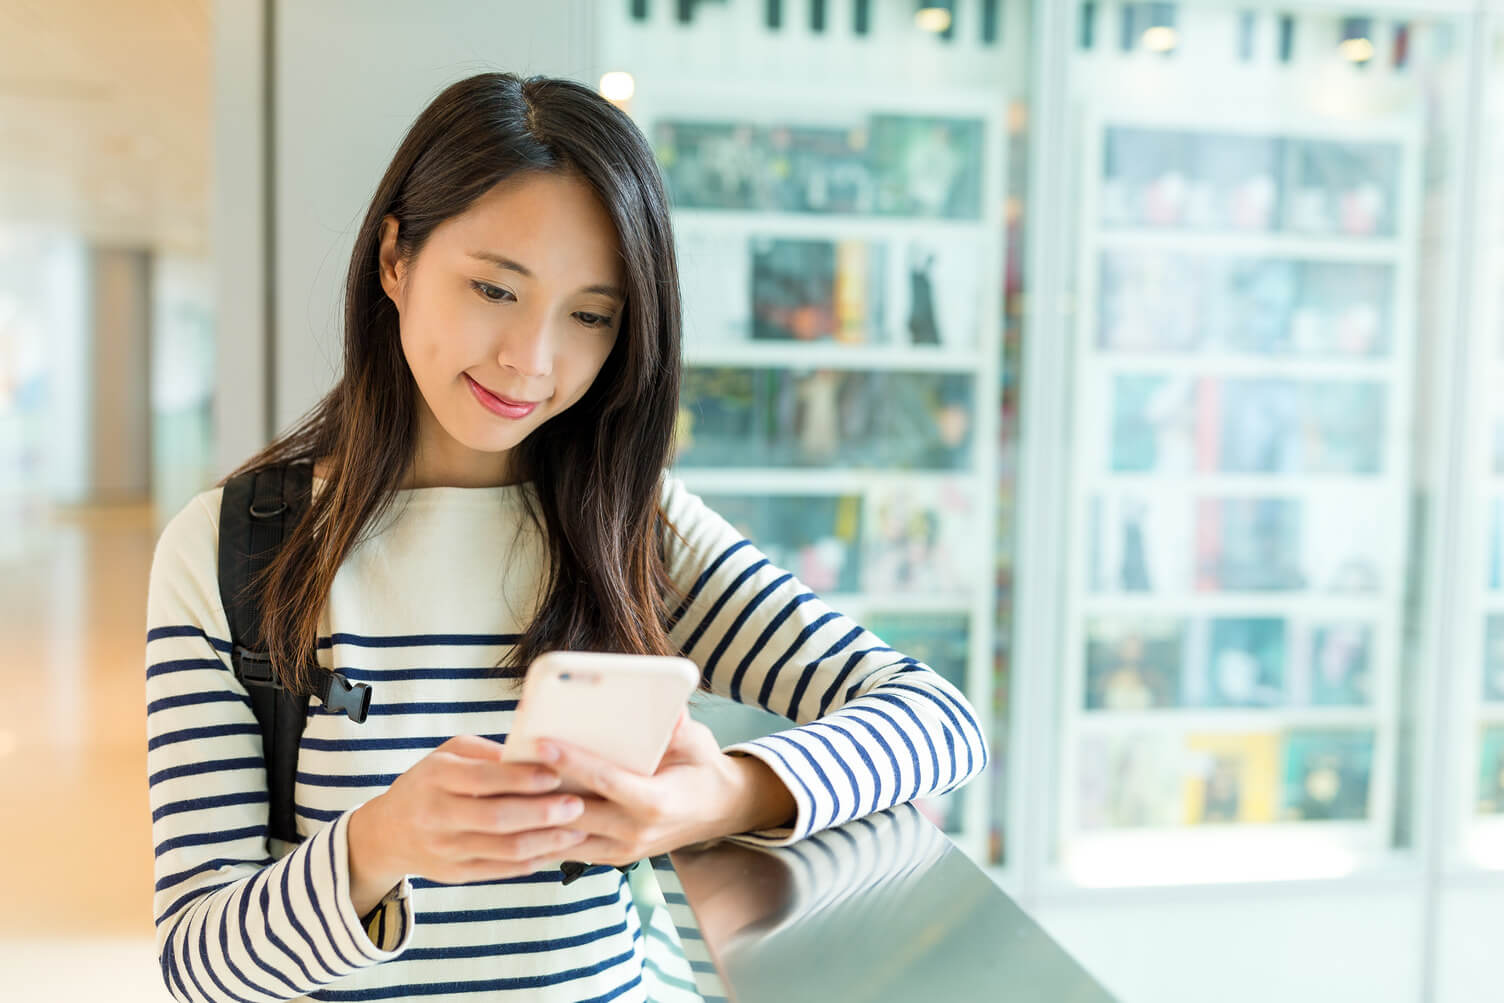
[434,171,624,287]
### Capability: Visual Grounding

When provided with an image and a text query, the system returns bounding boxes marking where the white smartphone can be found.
[503,651,701,793]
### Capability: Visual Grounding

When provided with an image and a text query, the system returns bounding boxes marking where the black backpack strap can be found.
[218,462,372,846]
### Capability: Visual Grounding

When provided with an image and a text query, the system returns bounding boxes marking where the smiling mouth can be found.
[465,374,543,417]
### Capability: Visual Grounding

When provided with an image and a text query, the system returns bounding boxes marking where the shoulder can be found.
[658,474,722,535]
[146,486,232,635]
[154,486,227,566]
[657,473,749,573]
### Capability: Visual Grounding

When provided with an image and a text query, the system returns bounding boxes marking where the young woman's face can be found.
[378,171,625,487]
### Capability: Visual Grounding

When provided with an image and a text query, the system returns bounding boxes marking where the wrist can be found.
[721,751,797,836]
[348,796,404,917]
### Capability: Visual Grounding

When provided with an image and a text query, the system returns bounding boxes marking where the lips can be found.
[465,374,540,419]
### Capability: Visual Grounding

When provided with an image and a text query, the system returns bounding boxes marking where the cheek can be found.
[399,293,469,386]
[564,333,618,401]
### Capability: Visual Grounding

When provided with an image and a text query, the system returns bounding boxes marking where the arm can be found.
[146,495,413,1002]
[660,478,990,846]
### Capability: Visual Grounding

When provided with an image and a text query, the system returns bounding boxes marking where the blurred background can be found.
[1,0,1500,1000]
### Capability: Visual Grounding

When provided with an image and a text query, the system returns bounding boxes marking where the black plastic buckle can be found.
[232,645,281,688]
[322,672,372,724]
[560,859,640,885]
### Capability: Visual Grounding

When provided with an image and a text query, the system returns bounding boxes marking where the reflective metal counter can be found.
[667,804,1118,1002]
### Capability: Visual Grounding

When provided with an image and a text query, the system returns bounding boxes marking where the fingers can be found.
[568,797,636,844]
[435,753,562,797]
[540,740,655,810]
[446,826,589,863]
[448,791,586,835]
[561,835,636,869]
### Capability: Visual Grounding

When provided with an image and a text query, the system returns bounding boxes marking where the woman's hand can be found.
[347,734,591,915]
[539,711,798,867]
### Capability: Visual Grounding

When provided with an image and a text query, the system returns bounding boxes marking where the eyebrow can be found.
[466,251,625,302]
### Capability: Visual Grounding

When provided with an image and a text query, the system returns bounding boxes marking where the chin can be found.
[466,418,538,453]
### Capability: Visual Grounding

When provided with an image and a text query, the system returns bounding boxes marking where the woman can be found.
[145,71,987,1002]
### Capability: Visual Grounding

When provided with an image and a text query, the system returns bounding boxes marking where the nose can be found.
[497,306,553,380]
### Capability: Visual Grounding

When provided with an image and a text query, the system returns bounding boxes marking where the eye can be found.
[470,280,514,303]
[575,311,614,329]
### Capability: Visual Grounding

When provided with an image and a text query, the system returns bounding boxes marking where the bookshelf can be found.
[1058,107,1423,884]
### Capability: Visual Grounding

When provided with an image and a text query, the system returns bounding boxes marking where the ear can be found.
[377,215,407,308]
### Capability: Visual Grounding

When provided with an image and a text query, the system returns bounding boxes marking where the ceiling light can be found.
[1339,37,1374,63]
[598,71,635,103]
[1142,26,1178,53]
[915,7,952,33]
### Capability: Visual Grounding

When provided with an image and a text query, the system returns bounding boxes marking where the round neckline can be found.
[310,473,532,502]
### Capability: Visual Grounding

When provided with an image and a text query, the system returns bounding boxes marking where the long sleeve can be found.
[145,493,414,1003]
[660,477,990,846]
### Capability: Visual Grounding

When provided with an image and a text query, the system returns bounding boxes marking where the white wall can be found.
[211,0,268,476]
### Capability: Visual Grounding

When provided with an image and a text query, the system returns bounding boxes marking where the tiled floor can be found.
[1,504,164,997]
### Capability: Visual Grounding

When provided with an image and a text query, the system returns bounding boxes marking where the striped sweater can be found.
[144,475,989,1002]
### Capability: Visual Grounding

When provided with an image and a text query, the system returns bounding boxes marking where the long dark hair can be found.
[231,72,685,692]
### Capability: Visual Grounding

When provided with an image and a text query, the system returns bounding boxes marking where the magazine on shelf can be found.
[1090,492,1384,597]
[1108,373,1202,474]
[1098,251,1393,358]
[1291,621,1375,707]
[1258,260,1392,358]
[1483,615,1504,703]
[1182,617,1287,709]
[1098,126,1400,239]
[1182,732,1281,825]
[1108,375,1387,475]
[1284,139,1399,239]
[1280,729,1374,822]
[1084,616,1188,711]
[768,123,876,215]
[653,121,768,211]
[749,237,890,344]
[1097,250,1208,352]
[887,235,982,348]
[1100,127,1282,231]
[1216,378,1387,476]
[1480,728,1504,815]
[1487,500,1504,593]
[653,113,986,220]
[676,367,975,470]
[861,480,978,594]
[1194,496,1384,595]
[867,114,984,220]
[1077,732,1184,829]
[1087,492,1196,594]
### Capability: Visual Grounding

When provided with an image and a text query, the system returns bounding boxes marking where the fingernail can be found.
[562,797,583,817]
[562,829,586,840]
[537,742,560,763]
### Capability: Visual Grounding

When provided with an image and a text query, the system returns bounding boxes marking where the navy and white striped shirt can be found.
[145,475,988,1001]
